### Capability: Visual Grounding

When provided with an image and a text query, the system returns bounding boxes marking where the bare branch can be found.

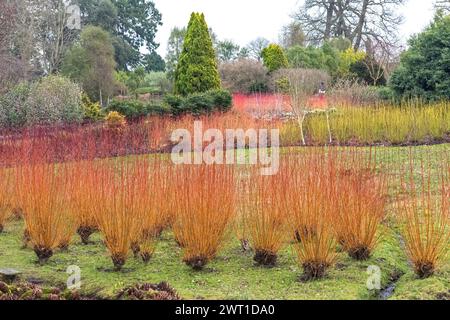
[294,0,406,49]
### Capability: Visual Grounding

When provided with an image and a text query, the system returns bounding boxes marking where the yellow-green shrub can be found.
[82,94,103,121]
[105,111,127,130]
[280,102,450,145]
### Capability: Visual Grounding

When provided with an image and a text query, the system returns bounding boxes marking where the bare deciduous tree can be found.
[275,69,331,145]
[434,0,450,14]
[365,38,404,84]
[35,0,80,74]
[295,0,406,50]
[166,27,186,80]
[280,21,306,48]
[0,1,28,93]
[219,59,269,94]
[0,53,29,94]
[363,39,391,85]
[0,0,16,48]
[12,0,79,76]
[247,37,270,61]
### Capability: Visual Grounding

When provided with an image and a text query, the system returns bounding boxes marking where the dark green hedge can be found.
[164,89,232,116]
[106,100,170,119]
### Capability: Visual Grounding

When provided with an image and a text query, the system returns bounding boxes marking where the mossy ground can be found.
[0,145,448,300]
[0,220,448,300]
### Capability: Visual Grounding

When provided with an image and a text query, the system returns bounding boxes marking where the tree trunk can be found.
[324,0,336,40]
[326,111,332,144]
[353,0,369,50]
[297,113,307,146]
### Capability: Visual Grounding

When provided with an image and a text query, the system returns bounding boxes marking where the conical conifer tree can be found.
[175,13,221,96]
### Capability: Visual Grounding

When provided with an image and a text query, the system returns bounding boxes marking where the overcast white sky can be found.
[153,0,436,56]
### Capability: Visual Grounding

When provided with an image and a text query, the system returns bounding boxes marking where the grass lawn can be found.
[0,144,448,300]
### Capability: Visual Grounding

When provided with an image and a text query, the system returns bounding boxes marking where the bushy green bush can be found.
[183,93,215,115]
[0,82,31,127]
[208,89,233,112]
[390,14,450,101]
[287,42,365,80]
[107,99,170,119]
[164,95,188,116]
[1,76,83,127]
[26,75,83,125]
[62,26,116,105]
[287,46,328,70]
[376,86,395,101]
[164,89,232,116]
[164,95,184,109]
[143,103,171,116]
[107,100,146,119]
[261,44,288,72]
